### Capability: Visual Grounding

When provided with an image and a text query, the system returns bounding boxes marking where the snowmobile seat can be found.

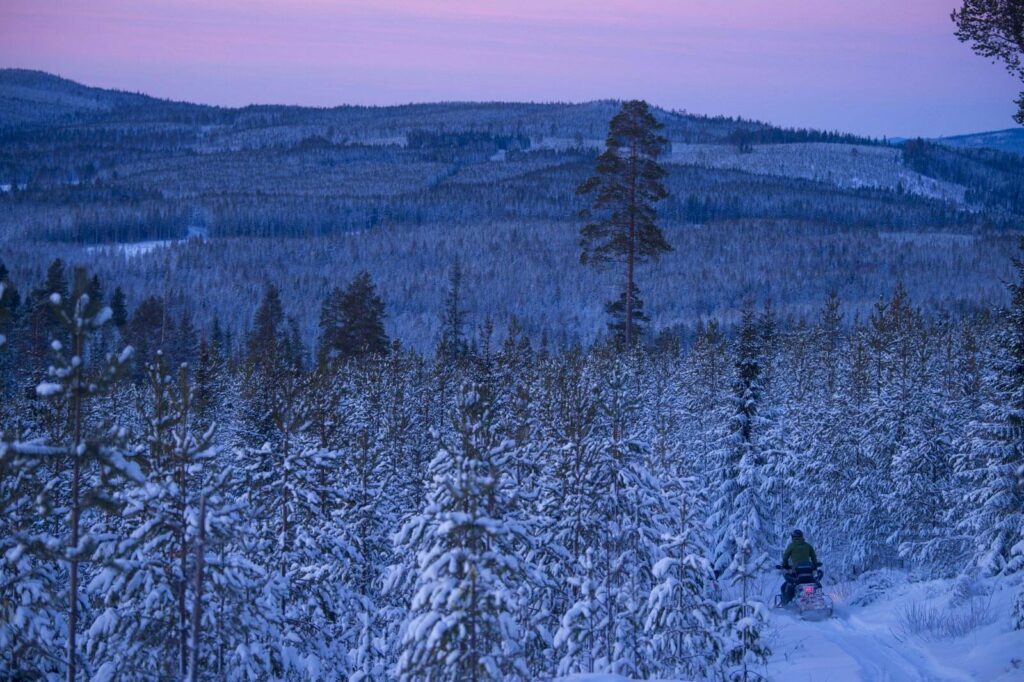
[793,561,818,584]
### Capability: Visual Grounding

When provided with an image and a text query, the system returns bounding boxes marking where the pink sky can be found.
[0,0,1019,137]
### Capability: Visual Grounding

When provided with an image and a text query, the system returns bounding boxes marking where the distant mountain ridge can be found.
[4,68,1019,153]
[0,68,875,144]
[934,128,1024,156]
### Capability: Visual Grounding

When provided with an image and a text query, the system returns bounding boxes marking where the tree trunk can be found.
[66,327,83,682]
[626,138,638,347]
[281,424,290,622]
[189,494,206,682]
[177,378,191,677]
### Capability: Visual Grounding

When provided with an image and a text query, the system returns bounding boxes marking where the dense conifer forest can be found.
[3,247,1024,679]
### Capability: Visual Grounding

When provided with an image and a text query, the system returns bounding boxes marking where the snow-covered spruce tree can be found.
[382,346,434,513]
[534,350,604,678]
[679,321,731,522]
[504,380,553,676]
[1,432,66,677]
[937,323,986,571]
[855,291,912,569]
[637,348,685,478]
[193,331,230,438]
[891,319,962,575]
[874,285,936,569]
[86,353,186,678]
[239,366,356,678]
[795,293,864,575]
[429,258,473,443]
[393,381,528,681]
[720,521,770,682]
[809,316,886,575]
[709,301,771,574]
[645,475,724,680]
[959,244,1024,628]
[554,364,666,680]
[597,365,665,679]
[86,357,266,680]
[380,353,439,673]
[238,283,290,450]
[481,327,551,676]
[302,362,379,677]
[754,302,795,547]
[29,271,139,682]
[936,318,982,569]
[333,359,406,682]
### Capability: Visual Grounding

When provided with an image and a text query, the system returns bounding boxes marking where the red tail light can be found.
[803,586,815,593]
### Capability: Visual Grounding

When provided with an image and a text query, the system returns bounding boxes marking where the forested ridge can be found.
[3,71,1023,351]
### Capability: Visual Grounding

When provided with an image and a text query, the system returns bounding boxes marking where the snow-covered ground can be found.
[559,573,1024,681]
[766,572,1023,681]
[665,143,967,204]
[532,136,604,151]
[85,228,208,258]
[85,239,176,258]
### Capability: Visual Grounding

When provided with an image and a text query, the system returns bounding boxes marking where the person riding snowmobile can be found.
[779,529,818,605]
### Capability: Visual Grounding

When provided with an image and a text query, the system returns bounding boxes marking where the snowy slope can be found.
[666,143,967,203]
[558,573,1024,682]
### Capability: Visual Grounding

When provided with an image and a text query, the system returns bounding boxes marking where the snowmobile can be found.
[772,561,833,621]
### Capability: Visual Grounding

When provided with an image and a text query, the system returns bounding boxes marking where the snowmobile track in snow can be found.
[769,607,977,681]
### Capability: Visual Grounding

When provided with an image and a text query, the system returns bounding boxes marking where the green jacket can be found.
[783,539,817,569]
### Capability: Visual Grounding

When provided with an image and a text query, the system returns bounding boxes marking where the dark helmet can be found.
[791,529,804,539]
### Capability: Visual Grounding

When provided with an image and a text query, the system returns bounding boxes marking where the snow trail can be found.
[768,608,974,681]
[763,575,1024,682]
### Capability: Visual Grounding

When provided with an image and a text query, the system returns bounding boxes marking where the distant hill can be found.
[0,68,881,144]
[0,69,1020,243]
[0,69,167,127]
[934,128,1024,156]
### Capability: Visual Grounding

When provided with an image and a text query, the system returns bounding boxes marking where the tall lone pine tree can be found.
[578,100,671,347]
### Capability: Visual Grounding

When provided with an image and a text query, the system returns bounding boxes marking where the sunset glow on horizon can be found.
[1,0,1019,138]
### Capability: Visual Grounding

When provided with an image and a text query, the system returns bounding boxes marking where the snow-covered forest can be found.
[3,68,1024,680]
[2,242,1024,679]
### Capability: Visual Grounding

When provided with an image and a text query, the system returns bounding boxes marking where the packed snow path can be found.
[559,575,1023,681]
[768,608,972,681]
[764,574,1024,681]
